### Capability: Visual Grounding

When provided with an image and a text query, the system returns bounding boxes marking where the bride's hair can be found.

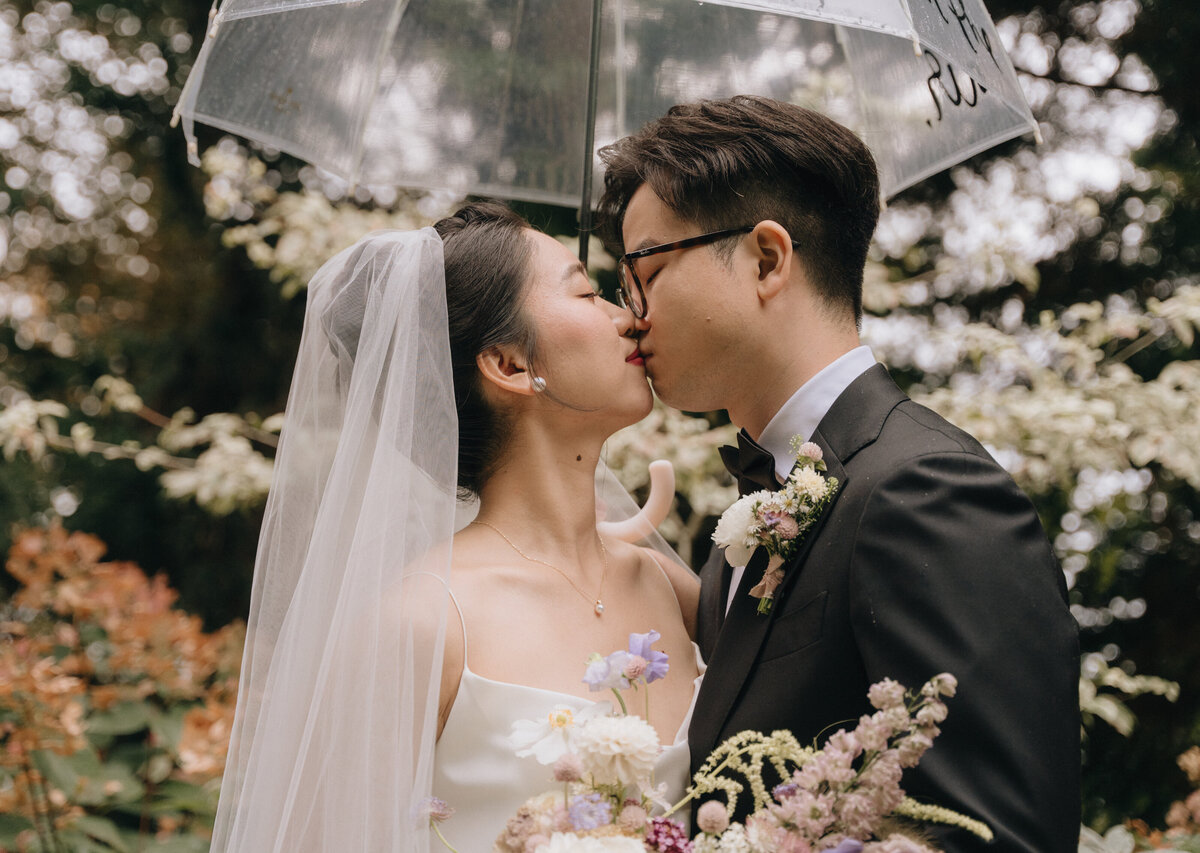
[434,201,538,498]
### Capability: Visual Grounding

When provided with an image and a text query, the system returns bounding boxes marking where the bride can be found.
[208,202,702,852]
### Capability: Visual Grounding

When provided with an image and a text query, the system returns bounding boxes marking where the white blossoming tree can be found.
[1,0,1199,838]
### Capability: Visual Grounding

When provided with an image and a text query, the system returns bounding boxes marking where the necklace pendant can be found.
[594,600,605,616]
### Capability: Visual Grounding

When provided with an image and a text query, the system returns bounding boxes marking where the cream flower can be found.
[572,714,660,786]
[712,492,766,566]
[510,702,610,766]
[789,467,828,501]
[535,833,644,852]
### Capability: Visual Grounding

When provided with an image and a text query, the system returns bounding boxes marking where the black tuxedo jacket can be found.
[690,364,1080,853]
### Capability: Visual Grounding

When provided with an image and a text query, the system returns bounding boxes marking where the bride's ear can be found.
[476,346,538,397]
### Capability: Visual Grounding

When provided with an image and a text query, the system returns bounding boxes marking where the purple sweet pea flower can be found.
[583,650,631,691]
[827,840,864,853]
[568,792,612,831]
[627,630,669,684]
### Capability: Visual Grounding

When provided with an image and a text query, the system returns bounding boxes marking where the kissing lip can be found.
[626,348,645,365]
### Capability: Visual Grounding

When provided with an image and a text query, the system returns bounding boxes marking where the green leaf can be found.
[130,834,212,853]
[149,705,189,753]
[88,702,153,737]
[71,815,129,852]
[0,812,37,846]
[53,827,119,852]
[32,747,91,794]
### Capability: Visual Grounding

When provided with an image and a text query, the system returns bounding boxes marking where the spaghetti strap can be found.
[444,585,468,661]
[404,570,468,661]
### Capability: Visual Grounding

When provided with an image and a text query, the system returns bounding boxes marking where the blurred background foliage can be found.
[1,0,1199,848]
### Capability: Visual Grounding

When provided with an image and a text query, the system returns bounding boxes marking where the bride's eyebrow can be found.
[561,261,588,284]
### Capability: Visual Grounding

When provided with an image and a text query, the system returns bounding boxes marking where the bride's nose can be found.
[605,297,638,337]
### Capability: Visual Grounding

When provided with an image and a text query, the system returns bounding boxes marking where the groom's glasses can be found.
[616,225,799,319]
[616,226,753,319]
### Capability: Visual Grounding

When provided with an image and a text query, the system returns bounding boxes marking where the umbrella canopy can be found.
[175,0,1036,206]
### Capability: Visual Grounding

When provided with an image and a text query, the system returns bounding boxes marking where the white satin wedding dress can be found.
[431,589,705,851]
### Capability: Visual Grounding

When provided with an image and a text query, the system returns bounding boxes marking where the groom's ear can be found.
[748,220,795,304]
[476,346,538,397]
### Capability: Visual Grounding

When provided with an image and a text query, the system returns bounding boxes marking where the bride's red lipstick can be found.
[626,351,645,366]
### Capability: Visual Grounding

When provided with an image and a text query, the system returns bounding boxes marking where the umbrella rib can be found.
[577,0,604,267]
[346,0,412,188]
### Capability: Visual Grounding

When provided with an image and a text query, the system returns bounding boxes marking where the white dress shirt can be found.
[725,345,877,615]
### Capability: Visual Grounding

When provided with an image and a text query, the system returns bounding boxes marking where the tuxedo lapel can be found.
[695,545,729,661]
[689,434,847,757]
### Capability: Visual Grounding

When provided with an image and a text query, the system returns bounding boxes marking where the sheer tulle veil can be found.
[210,227,681,852]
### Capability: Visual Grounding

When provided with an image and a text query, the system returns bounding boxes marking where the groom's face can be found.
[620,184,752,413]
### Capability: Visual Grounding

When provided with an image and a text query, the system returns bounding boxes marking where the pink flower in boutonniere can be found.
[711,435,840,615]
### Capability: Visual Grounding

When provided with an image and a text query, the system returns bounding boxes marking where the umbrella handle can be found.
[597,460,676,543]
[577,0,604,268]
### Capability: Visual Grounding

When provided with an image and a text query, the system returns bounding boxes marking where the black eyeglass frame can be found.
[616,225,798,318]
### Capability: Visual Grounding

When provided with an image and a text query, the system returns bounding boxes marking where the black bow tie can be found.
[719,429,782,496]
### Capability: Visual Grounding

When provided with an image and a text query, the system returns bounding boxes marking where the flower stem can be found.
[430,822,459,852]
[610,687,628,716]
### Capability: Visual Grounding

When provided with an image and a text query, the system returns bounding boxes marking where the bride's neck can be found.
[474,423,605,557]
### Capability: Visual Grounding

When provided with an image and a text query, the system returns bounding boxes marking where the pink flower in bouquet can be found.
[854,712,892,753]
[696,801,729,835]
[623,655,648,680]
[418,796,454,823]
[772,789,835,838]
[867,679,906,711]
[894,732,934,768]
[856,752,903,806]
[644,816,693,852]
[915,700,948,728]
[553,753,583,783]
[922,673,957,698]
[798,441,823,462]
[617,803,648,832]
[835,789,884,839]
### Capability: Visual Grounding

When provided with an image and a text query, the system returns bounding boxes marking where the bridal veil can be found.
[211,229,454,852]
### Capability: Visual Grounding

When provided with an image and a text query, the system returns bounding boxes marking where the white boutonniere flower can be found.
[711,436,839,615]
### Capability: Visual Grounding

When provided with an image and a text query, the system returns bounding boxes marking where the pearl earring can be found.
[531,376,547,393]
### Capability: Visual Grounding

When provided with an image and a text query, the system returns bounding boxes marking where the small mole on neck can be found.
[576,455,582,462]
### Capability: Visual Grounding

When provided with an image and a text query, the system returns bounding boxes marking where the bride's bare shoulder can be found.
[614,540,699,638]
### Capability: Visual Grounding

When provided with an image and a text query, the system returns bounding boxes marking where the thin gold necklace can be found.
[470,520,609,616]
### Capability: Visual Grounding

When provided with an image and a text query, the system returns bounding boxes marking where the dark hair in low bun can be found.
[434,201,536,498]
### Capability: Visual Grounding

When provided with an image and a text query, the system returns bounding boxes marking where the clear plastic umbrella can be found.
[176,0,1035,219]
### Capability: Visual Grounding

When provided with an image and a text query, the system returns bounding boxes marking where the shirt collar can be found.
[757,345,877,482]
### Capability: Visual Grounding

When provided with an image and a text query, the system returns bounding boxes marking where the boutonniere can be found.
[711,436,840,615]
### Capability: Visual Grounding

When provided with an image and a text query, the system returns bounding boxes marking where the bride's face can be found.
[521,229,653,425]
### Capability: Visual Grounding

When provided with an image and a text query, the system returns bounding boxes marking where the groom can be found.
[597,96,1080,852]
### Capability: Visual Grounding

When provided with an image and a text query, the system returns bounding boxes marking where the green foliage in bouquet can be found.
[0,525,243,852]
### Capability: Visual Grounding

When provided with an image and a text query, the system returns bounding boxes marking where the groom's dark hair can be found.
[597,96,880,324]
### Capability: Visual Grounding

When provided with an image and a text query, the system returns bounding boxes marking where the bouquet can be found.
[427,631,991,853]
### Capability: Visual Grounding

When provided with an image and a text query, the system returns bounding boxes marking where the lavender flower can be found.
[583,650,632,691]
[417,796,454,823]
[627,630,669,683]
[567,792,612,831]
